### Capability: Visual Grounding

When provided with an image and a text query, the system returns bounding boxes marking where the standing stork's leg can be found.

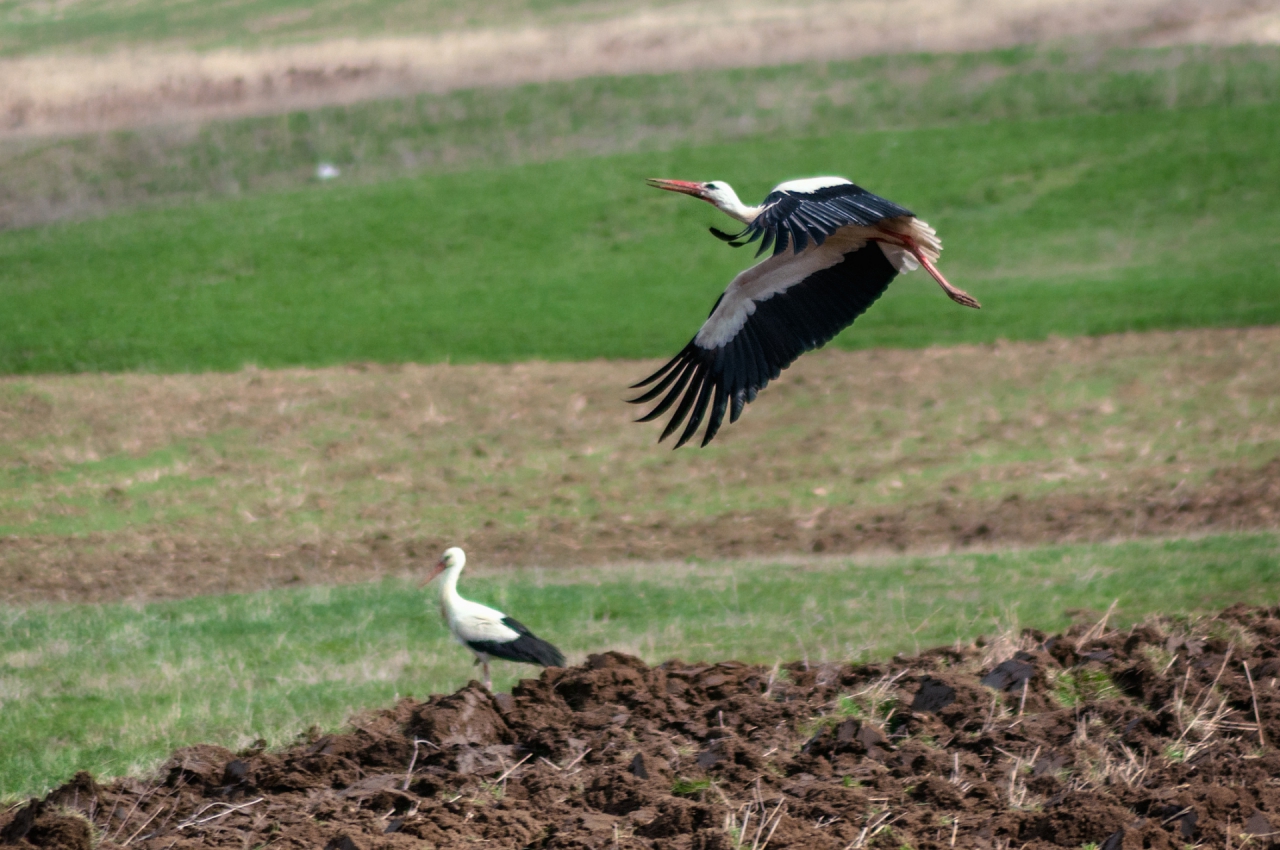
[482,660,492,692]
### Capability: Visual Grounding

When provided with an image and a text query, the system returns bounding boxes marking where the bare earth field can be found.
[3,0,1280,136]
[2,327,1277,605]
[5,604,1279,849]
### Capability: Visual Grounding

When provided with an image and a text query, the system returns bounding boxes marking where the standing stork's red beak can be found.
[647,178,712,202]
[420,557,448,588]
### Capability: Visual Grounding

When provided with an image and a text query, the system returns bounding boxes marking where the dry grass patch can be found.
[1,327,1277,603]
[3,0,1278,136]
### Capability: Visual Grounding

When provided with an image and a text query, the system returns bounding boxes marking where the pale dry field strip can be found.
[1,327,1277,604]
[3,0,1280,136]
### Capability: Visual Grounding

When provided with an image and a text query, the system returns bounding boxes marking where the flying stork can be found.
[423,547,565,690]
[630,176,980,447]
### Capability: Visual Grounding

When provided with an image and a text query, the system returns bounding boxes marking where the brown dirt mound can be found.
[7,605,1280,849]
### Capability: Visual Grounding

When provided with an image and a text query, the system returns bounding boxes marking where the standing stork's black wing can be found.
[629,241,899,448]
[710,182,914,257]
[466,616,565,667]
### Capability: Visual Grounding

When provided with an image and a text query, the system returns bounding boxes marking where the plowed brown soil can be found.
[6,605,1280,849]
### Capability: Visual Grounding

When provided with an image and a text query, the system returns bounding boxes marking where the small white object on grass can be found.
[316,163,340,180]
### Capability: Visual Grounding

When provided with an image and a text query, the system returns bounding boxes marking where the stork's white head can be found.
[422,546,466,586]
[646,178,757,223]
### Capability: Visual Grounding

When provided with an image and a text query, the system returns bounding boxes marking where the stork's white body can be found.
[698,175,855,223]
[437,566,521,650]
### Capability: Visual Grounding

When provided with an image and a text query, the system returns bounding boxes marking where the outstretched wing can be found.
[629,237,900,448]
[712,179,913,257]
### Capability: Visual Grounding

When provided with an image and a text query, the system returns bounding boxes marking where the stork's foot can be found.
[919,253,980,309]
[943,286,981,309]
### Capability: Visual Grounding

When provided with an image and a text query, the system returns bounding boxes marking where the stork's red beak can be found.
[646,178,710,200]
[420,559,447,587]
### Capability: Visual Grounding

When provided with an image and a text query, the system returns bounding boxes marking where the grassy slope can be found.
[2,533,1277,799]
[7,45,1277,226]
[0,0,630,55]
[2,100,1278,374]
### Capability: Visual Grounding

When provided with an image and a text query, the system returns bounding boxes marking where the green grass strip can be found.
[2,533,1277,799]
[0,0,615,56]
[2,100,1278,374]
[7,45,1278,221]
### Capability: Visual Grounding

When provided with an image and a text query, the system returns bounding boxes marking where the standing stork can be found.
[631,176,980,447]
[423,547,565,690]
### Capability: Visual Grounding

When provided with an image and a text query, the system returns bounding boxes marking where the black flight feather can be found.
[675,374,716,449]
[636,356,697,422]
[709,226,745,244]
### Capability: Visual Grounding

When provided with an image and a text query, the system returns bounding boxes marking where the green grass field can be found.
[0,0,646,55]
[3,99,1278,373]
[3,533,1277,799]
[7,45,1277,226]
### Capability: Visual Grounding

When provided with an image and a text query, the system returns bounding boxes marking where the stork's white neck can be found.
[439,562,464,609]
[705,182,761,224]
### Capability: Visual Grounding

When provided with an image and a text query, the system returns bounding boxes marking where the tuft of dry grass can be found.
[719,787,787,850]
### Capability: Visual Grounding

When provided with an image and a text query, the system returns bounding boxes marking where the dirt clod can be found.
[6,605,1280,849]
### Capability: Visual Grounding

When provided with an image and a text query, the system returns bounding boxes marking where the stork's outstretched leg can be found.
[897,233,981,309]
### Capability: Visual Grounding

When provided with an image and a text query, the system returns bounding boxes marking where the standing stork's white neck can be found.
[646,178,760,224]
[433,546,466,611]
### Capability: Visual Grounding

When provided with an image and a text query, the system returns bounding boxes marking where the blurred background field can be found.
[0,0,1278,801]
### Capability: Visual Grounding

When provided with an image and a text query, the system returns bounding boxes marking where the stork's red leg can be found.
[895,234,981,309]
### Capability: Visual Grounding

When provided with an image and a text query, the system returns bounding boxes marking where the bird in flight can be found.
[631,176,980,448]
[423,547,565,690]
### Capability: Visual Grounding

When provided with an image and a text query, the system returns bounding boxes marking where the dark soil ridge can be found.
[4,458,1277,605]
[6,604,1280,849]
